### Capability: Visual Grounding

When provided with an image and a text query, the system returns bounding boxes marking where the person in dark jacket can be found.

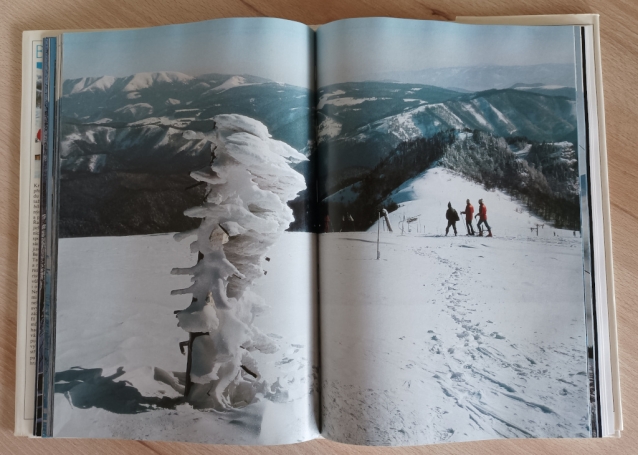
[460,199,475,235]
[445,202,459,236]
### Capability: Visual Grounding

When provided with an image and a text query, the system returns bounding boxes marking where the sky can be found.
[317,18,578,87]
[61,18,314,89]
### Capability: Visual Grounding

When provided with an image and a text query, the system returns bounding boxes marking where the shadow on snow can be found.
[55,366,181,414]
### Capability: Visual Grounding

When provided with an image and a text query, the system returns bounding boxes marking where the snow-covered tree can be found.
[171,114,307,409]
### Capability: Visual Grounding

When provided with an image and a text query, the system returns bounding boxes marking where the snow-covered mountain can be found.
[59,72,314,237]
[210,75,261,92]
[510,83,576,99]
[318,81,577,190]
[61,72,311,156]
[368,63,576,92]
[60,120,217,174]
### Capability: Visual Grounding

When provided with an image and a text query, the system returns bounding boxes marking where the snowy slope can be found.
[370,103,466,142]
[373,167,573,238]
[320,231,589,445]
[54,232,319,444]
[319,168,589,445]
[512,84,576,99]
[209,75,260,93]
[69,76,117,94]
[122,71,194,91]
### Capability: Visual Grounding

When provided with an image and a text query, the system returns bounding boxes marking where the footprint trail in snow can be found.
[320,231,590,445]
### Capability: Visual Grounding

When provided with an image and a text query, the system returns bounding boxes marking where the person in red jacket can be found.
[475,199,492,237]
[460,199,475,236]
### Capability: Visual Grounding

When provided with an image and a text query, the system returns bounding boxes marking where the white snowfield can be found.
[54,232,319,444]
[68,75,117,95]
[122,71,194,92]
[320,167,590,445]
[317,117,342,141]
[317,96,385,110]
[208,75,260,93]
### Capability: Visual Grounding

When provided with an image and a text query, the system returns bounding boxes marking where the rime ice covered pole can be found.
[171,114,307,410]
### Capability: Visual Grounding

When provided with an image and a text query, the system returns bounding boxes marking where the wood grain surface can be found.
[1,0,637,453]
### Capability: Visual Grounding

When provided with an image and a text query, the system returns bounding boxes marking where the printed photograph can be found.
[53,18,319,444]
[317,19,592,445]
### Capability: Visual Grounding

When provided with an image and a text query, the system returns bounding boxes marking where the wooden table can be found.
[1,0,637,453]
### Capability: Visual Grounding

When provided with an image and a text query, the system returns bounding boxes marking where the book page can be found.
[49,18,318,444]
[15,31,44,437]
[316,18,596,445]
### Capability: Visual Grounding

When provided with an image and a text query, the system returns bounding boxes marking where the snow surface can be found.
[209,75,259,93]
[54,232,319,444]
[69,76,116,94]
[122,72,194,92]
[319,167,590,445]
[113,103,153,119]
[317,90,346,109]
[515,85,565,90]
[317,96,381,110]
[317,117,342,142]
[461,101,489,127]
[92,118,112,125]
[489,105,517,134]
[373,104,465,142]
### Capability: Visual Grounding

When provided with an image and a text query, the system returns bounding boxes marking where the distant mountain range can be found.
[367,64,576,92]
[59,71,315,237]
[317,80,577,195]
[61,71,313,174]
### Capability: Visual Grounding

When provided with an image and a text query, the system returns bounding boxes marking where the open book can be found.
[16,14,622,446]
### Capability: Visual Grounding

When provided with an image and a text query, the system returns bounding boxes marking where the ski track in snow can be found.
[320,233,590,445]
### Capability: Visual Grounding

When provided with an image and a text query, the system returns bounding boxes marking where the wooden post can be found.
[377,212,381,260]
[183,331,208,397]
[184,333,195,397]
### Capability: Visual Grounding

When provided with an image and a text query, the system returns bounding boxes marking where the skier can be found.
[475,199,493,237]
[445,202,459,236]
[460,199,475,236]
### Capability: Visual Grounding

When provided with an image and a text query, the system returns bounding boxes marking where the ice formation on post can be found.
[171,114,307,409]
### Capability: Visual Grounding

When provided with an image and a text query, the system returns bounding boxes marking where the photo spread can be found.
[26,16,607,446]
